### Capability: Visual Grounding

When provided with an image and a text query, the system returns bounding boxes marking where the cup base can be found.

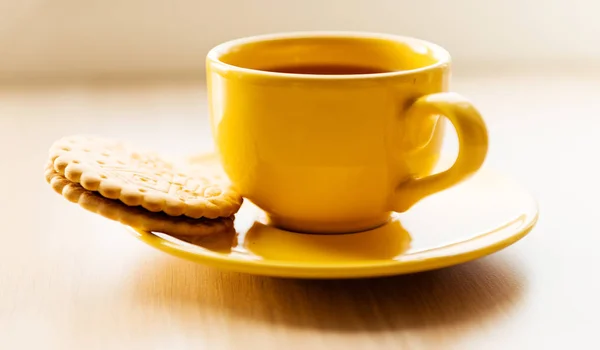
[265,212,393,234]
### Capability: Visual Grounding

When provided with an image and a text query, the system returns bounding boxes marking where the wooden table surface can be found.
[1,71,598,349]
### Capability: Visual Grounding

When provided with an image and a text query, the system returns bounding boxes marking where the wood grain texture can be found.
[0,73,598,349]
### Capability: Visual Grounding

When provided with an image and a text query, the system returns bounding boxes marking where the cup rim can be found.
[206,31,451,80]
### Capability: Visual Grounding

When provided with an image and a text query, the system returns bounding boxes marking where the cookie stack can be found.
[44,135,243,235]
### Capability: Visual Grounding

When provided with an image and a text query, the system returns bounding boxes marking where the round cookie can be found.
[45,163,235,236]
[49,135,242,219]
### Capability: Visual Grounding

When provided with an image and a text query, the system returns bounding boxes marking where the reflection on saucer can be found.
[150,209,411,263]
[241,216,412,262]
[153,226,238,254]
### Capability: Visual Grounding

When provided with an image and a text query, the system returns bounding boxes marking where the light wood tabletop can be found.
[1,71,598,349]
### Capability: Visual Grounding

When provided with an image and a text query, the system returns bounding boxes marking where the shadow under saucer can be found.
[126,251,527,334]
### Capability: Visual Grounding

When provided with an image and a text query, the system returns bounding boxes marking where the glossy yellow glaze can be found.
[127,153,538,279]
[206,32,488,233]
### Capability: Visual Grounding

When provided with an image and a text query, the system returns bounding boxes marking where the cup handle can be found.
[393,92,489,212]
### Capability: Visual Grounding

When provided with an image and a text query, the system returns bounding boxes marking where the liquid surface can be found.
[260,64,392,75]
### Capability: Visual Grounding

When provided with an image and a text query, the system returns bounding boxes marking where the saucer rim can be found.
[125,199,538,279]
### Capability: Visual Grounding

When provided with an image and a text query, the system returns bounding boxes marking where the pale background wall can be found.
[1,0,599,80]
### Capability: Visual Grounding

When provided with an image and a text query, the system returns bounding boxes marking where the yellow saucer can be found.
[126,159,538,279]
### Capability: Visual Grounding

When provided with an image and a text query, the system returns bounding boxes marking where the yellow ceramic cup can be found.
[207,32,488,233]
